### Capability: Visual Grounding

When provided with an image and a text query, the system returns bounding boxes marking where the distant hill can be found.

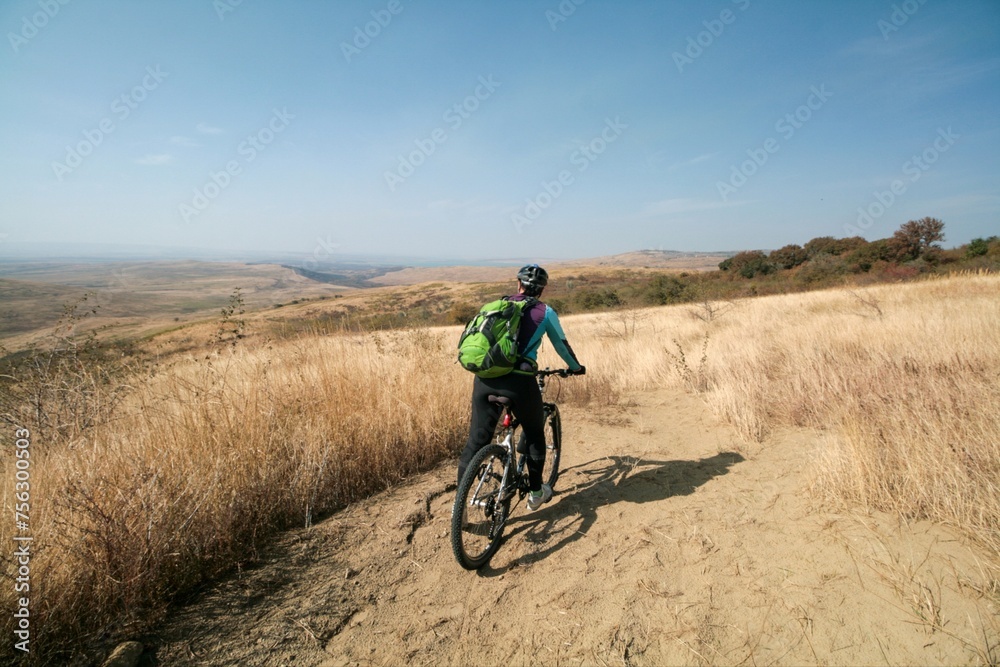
[356,250,730,286]
[282,264,405,288]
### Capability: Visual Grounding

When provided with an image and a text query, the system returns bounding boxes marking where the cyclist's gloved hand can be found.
[571,365,586,376]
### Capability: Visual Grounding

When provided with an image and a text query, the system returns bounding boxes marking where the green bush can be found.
[804,236,840,257]
[723,251,776,279]
[575,288,622,310]
[846,239,893,273]
[769,244,808,270]
[966,238,990,258]
[644,274,689,305]
[797,253,847,283]
[804,235,867,257]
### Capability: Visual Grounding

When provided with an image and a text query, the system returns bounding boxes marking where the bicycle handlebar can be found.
[537,367,585,378]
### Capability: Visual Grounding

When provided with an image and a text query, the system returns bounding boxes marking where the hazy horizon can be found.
[0,239,733,267]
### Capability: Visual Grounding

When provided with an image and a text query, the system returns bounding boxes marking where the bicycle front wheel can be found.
[543,405,562,490]
[451,444,510,570]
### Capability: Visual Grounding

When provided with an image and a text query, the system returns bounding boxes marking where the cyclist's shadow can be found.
[477,451,744,577]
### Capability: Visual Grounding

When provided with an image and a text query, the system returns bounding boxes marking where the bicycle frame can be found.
[486,370,562,506]
[491,407,524,508]
[452,367,574,569]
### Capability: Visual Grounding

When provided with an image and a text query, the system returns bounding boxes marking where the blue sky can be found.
[1,0,998,262]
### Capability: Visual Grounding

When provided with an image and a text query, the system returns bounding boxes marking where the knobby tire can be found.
[543,405,562,490]
[451,444,510,570]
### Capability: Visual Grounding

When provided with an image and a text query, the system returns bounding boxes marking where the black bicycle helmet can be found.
[516,264,548,296]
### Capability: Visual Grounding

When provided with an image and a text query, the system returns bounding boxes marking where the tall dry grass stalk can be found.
[552,273,1000,565]
[1,328,474,660]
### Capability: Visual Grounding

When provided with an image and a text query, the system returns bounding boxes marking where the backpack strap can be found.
[509,296,538,369]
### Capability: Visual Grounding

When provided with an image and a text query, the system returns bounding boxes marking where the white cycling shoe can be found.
[526,483,553,511]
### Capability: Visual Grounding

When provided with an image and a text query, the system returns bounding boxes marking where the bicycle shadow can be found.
[476,451,744,577]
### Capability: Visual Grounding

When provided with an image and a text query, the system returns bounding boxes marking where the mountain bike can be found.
[451,368,571,570]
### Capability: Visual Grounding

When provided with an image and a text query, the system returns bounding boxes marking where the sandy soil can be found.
[148,388,998,666]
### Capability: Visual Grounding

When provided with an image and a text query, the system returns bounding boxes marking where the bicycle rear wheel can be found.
[451,444,510,570]
[514,407,562,491]
[543,405,562,490]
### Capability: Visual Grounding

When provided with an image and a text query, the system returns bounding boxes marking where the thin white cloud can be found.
[427,198,476,211]
[917,192,1000,213]
[646,151,720,171]
[135,154,172,166]
[171,135,199,147]
[428,198,507,216]
[841,33,1000,99]
[668,152,719,172]
[196,122,223,134]
[841,33,939,59]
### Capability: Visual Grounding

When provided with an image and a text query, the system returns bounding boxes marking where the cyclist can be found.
[457,264,585,511]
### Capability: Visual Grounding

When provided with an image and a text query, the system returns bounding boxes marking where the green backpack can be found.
[457,297,537,378]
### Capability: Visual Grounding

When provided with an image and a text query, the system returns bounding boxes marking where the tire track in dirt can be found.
[149,389,998,666]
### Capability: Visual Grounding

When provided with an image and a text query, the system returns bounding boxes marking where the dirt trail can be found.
[150,389,998,666]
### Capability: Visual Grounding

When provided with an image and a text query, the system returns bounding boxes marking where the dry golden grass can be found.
[1,272,997,662]
[555,272,1000,565]
[1,329,474,659]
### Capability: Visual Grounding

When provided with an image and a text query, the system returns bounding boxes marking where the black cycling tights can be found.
[457,374,545,492]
